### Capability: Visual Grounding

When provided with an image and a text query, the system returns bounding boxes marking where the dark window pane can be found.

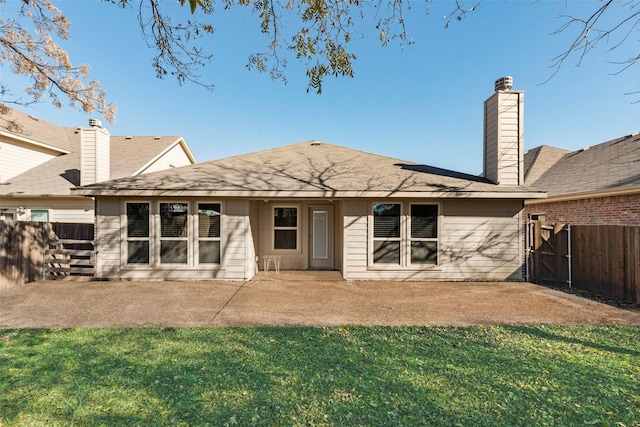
[373,204,400,238]
[161,240,188,264]
[199,241,221,264]
[160,203,188,238]
[198,204,221,238]
[127,241,149,264]
[274,229,297,250]
[373,241,400,264]
[127,203,149,238]
[411,241,438,264]
[411,205,438,238]
[274,207,297,227]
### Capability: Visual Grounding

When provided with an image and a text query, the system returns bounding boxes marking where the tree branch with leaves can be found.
[0,0,116,130]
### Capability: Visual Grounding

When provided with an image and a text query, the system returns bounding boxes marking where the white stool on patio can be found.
[262,255,281,273]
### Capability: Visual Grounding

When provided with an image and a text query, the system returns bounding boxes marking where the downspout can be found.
[566,224,572,288]
[525,220,531,282]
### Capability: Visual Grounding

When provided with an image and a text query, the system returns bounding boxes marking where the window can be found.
[273,206,298,250]
[31,209,49,222]
[159,202,188,264]
[410,204,438,265]
[373,204,401,264]
[198,203,221,264]
[126,203,150,264]
[371,203,439,267]
[1,212,14,220]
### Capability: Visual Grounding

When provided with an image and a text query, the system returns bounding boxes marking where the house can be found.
[0,108,196,223]
[524,133,640,225]
[72,78,546,281]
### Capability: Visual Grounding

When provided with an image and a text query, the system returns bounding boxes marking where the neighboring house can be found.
[72,79,546,281]
[0,108,196,223]
[524,133,640,225]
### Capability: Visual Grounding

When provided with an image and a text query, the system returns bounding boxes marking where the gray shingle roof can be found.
[73,141,545,199]
[525,133,640,197]
[0,108,73,152]
[0,108,191,197]
[524,145,571,186]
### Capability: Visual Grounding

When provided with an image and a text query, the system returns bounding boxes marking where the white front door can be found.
[309,206,333,269]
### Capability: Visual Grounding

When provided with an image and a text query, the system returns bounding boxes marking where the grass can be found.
[1,326,639,426]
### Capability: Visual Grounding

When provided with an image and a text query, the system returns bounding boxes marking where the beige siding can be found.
[224,200,250,279]
[483,91,524,186]
[0,139,58,183]
[95,197,250,281]
[0,197,94,223]
[343,199,524,281]
[342,200,369,279]
[137,143,193,175]
[80,127,111,186]
[95,197,122,279]
[483,95,499,184]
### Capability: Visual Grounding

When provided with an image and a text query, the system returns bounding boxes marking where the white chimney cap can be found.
[495,76,513,92]
[89,118,102,128]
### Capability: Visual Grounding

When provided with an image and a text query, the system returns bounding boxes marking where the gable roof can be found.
[0,108,73,153]
[73,141,545,199]
[0,108,196,197]
[525,133,640,198]
[523,145,571,186]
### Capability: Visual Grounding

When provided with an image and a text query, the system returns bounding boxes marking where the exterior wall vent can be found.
[495,76,513,92]
[89,118,102,128]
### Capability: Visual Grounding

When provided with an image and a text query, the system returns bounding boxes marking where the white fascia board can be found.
[131,137,197,176]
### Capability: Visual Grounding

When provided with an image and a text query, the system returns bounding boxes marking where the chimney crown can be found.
[494,76,513,92]
[89,118,102,128]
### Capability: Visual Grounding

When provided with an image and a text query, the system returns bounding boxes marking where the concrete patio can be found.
[1,272,639,328]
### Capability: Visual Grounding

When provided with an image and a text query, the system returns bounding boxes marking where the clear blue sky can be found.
[1,0,639,174]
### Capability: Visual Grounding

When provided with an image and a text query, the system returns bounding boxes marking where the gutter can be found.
[525,184,640,205]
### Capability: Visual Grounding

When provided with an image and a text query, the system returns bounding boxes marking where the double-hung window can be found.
[273,206,298,250]
[198,203,221,264]
[373,203,401,264]
[159,202,189,264]
[372,203,438,266]
[126,202,150,264]
[410,204,438,265]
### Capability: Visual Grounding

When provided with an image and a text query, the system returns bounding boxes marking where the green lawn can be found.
[1,326,639,426]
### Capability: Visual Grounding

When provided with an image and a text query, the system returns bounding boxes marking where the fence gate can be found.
[528,221,569,287]
[45,238,95,279]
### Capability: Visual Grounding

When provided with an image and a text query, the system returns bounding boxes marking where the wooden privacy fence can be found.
[0,221,95,288]
[528,222,640,304]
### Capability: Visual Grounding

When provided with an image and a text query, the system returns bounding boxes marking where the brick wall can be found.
[524,193,640,225]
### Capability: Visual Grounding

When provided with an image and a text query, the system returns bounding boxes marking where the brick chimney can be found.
[483,77,524,186]
[80,119,110,186]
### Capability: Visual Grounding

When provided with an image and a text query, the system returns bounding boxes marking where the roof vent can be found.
[495,76,513,92]
[89,118,102,128]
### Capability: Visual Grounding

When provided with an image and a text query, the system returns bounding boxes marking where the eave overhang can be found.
[525,185,640,205]
[71,188,547,199]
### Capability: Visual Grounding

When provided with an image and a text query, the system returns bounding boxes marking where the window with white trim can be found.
[273,206,298,250]
[371,203,439,266]
[159,202,189,264]
[125,201,225,267]
[372,203,401,264]
[197,203,221,264]
[126,202,150,264]
[410,204,438,265]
